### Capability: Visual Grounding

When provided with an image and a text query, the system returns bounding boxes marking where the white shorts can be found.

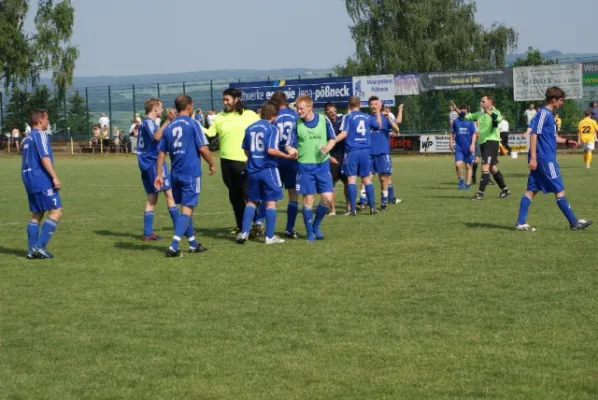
[582,142,595,151]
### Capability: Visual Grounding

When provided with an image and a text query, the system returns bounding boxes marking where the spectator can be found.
[25,122,31,136]
[498,117,511,155]
[195,108,204,126]
[11,127,21,151]
[134,113,142,124]
[206,109,217,127]
[90,124,101,147]
[129,124,138,154]
[590,101,598,123]
[554,112,562,133]
[99,113,110,129]
[524,103,537,126]
[386,106,396,124]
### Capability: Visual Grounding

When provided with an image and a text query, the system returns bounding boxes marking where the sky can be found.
[26,0,598,77]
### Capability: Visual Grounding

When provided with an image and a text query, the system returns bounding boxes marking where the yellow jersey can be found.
[555,117,562,131]
[578,117,598,143]
[205,110,259,162]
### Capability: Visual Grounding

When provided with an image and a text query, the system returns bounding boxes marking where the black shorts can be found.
[330,155,346,183]
[480,141,499,166]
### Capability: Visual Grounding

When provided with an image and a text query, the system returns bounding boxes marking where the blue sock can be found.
[303,207,314,241]
[241,205,256,235]
[388,184,395,200]
[313,203,328,237]
[143,211,154,237]
[35,219,57,248]
[168,207,179,228]
[27,222,39,251]
[517,195,532,225]
[365,183,376,209]
[286,201,299,233]
[186,217,198,248]
[348,184,357,212]
[170,214,190,251]
[556,197,578,226]
[255,202,266,225]
[265,208,277,239]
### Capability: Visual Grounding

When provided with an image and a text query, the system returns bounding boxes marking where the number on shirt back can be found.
[277,121,294,143]
[357,120,366,136]
[582,126,591,134]
[250,132,265,152]
[138,135,145,149]
[173,126,183,148]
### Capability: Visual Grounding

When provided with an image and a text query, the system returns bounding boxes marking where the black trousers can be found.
[500,132,511,155]
[220,158,247,229]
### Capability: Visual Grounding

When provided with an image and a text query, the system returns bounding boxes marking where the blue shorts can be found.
[141,164,171,194]
[248,168,283,202]
[296,161,334,195]
[455,149,475,164]
[343,149,371,177]
[28,188,62,213]
[526,159,564,194]
[171,174,201,207]
[370,154,392,175]
[278,163,297,190]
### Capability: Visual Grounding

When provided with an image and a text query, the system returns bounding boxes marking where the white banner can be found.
[352,75,395,107]
[513,64,583,101]
[420,135,451,153]
[508,133,529,153]
[394,74,420,95]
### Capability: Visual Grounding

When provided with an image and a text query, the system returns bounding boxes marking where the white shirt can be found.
[25,125,31,134]
[155,118,161,126]
[99,116,110,128]
[498,119,509,133]
[388,113,396,123]
[207,114,216,126]
[524,109,536,125]
[129,123,137,134]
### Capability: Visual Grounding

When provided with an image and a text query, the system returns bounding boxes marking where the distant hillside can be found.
[506,50,598,65]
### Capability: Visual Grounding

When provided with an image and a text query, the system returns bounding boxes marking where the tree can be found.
[0,0,78,92]
[337,0,518,76]
[512,47,555,67]
[4,86,29,131]
[67,89,89,137]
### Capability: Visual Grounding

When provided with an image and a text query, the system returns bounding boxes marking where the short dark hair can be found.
[585,109,591,117]
[270,91,287,108]
[545,86,566,104]
[261,101,278,120]
[459,104,470,112]
[175,94,193,112]
[481,94,494,103]
[590,101,597,108]
[324,102,335,110]
[222,88,245,114]
[348,96,360,108]
[368,96,380,103]
[31,109,48,126]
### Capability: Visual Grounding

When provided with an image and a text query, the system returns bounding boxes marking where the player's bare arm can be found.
[198,146,216,176]
[153,109,176,142]
[154,151,166,189]
[41,157,61,189]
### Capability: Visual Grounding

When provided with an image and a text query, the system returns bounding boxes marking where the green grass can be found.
[0,154,597,399]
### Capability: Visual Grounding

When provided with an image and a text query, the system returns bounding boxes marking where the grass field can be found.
[0,154,597,399]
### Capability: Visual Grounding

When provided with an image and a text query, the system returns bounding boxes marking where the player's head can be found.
[458,104,470,115]
[348,96,360,111]
[270,91,287,109]
[324,102,337,120]
[222,88,245,114]
[529,103,535,110]
[295,95,313,119]
[368,96,381,113]
[585,109,591,117]
[544,86,566,109]
[31,109,49,130]
[260,101,278,122]
[175,94,194,115]
[481,95,494,110]
[144,98,163,117]
[589,101,597,108]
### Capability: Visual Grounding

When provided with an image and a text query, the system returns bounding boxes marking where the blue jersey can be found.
[340,111,380,151]
[288,114,336,169]
[530,107,557,161]
[243,120,280,174]
[451,118,477,150]
[370,114,392,155]
[329,117,345,157]
[275,108,299,166]
[21,129,54,194]
[137,118,161,171]
[158,116,208,177]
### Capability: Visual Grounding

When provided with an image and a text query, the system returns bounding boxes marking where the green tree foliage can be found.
[67,89,90,136]
[0,0,78,92]
[4,86,29,130]
[512,47,555,67]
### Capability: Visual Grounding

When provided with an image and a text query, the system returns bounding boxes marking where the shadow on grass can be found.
[94,230,139,240]
[196,227,240,243]
[0,246,28,258]
[428,195,471,200]
[114,241,165,253]
[464,222,514,231]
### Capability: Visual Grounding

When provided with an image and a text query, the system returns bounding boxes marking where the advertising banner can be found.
[352,75,395,106]
[513,64,583,101]
[582,62,598,103]
[394,74,421,95]
[419,69,512,91]
[419,135,451,153]
[229,77,352,107]
[508,133,529,153]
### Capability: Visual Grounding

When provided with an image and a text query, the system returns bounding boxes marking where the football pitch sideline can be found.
[0,154,596,399]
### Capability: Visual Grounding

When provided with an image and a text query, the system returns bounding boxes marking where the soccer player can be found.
[237,102,297,244]
[334,96,381,215]
[577,109,598,168]
[137,98,179,241]
[285,95,336,242]
[451,96,510,200]
[368,96,399,209]
[516,87,591,232]
[324,102,348,215]
[155,95,216,257]
[449,104,477,190]
[21,109,63,259]
[271,91,301,238]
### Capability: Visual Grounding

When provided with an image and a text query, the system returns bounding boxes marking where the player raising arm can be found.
[516,87,591,232]
[155,95,216,257]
